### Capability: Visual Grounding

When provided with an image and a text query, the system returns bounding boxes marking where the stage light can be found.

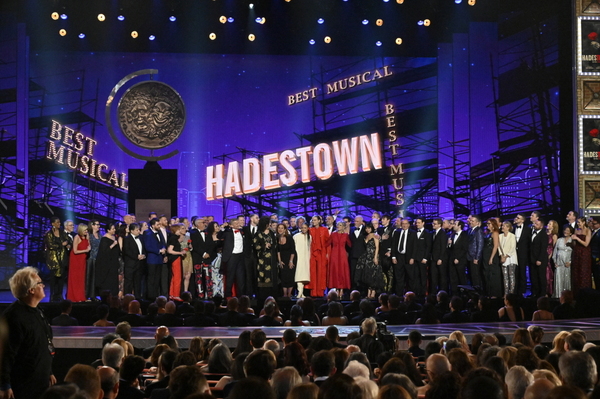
[285,0,291,2]
[60,14,68,20]
[424,19,431,26]
[248,34,255,41]
[362,19,369,25]
[78,33,85,39]
[324,36,331,43]
[149,35,156,41]
[383,0,390,2]
[51,12,59,20]
[376,19,383,26]
[309,39,315,45]
[98,14,106,22]
[117,15,125,21]
[219,16,227,23]
[468,0,476,4]
[318,18,324,24]
[417,20,424,25]
[209,32,216,40]
[249,3,254,9]
[228,17,234,23]
[397,0,404,3]
[395,37,403,45]
[169,16,176,22]
[255,17,261,23]
[131,31,138,38]
[260,17,266,24]
[59,29,67,36]
[376,41,382,46]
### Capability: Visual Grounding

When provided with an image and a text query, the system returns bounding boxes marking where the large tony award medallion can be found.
[106,69,185,163]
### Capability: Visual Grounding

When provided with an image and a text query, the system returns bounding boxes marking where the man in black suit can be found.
[448,220,468,295]
[431,218,448,294]
[564,210,578,232]
[51,299,79,326]
[243,214,259,296]
[379,215,395,293]
[413,217,432,296]
[190,218,210,298]
[391,218,416,295]
[349,215,366,291]
[122,223,146,298]
[466,215,484,289]
[143,218,168,300]
[530,218,548,298]
[222,217,246,298]
[513,213,531,296]
[218,297,248,327]
[590,217,600,290]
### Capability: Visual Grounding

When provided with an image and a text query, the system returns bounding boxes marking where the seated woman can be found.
[532,296,554,321]
[498,293,525,322]
[284,305,311,327]
[92,304,114,327]
[200,343,233,374]
[322,302,348,326]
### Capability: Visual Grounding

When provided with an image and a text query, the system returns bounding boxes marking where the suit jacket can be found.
[449,231,468,263]
[242,225,259,258]
[591,229,600,259]
[222,228,244,264]
[190,228,209,265]
[391,228,416,260]
[218,310,248,327]
[144,229,165,265]
[349,226,366,258]
[123,234,145,266]
[431,229,447,264]
[51,313,79,326]
[413,229,432,262]
[530,229,548,266]
[380,224,395,255]
[467,226,484,261]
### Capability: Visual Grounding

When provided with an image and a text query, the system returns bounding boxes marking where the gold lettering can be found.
[383,65,392,76]
[385,104,395,115]
[89,158,98,177]
[46,141,65,164]
[63,126,75,148]
[362,71,372,83]
[390,163,404,175]
[107,169,120,187]
[327,82,339,94]
[73,132,85,151]
[389,143,400,156]
[388,130,397,142]
[386,116,395,128]
[396,192,404,205]
[66,148,79,169]
[373,69,383,79]
[85,137,97,156]
[97,164,108,182]
[120,173,129,190]
[392,177,404,190]
[50,120,62,140]
[79,155,90,175]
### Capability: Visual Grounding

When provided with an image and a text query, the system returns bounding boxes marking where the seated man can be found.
[52,299,79,326]
[64,364,103,399]
[118,356,146,399]
[348,317,384,363]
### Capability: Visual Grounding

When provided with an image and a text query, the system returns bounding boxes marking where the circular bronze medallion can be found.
[117,81,185,149]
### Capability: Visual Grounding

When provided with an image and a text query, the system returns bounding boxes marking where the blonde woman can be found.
[67,223,91,302]
[499,221,518,295]
[546,220,559,296]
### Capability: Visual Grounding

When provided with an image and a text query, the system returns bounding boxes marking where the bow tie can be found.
[533,230,539,235]
[418,229,422,233]
[234,229,240,233]
[134,236,140,240]
[515,225,521,229]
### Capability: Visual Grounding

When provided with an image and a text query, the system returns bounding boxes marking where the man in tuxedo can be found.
[564,210,578,232]
[431,218,448,294]
[144,218,167,300]
[513,213,531,296]
[379,215,395,293]
[222,217,246,298]
[122,223,146,297]
[391,218,416,295]
[190,217,209,298]
[530,218,548,298]
[413,218,432,296]
[349,215,366,290]
[325,215,336,235]
[466,215,484,289]
[591,217,600,290]
[243,214,259,295]
[448,220,468,295]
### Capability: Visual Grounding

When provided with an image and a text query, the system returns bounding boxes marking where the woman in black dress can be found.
[276,223,296,298]
[95,223,120,296]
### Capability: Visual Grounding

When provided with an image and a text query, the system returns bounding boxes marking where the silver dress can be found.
[552,237,572,298]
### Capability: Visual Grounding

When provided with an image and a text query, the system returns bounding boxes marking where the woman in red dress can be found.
[67,223,91,302]
[308,215,329,297]
[167,223,187,300]
[571,217,592,295]
[327,221,352,297]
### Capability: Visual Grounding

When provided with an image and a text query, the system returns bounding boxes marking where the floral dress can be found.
[254,231,277,288]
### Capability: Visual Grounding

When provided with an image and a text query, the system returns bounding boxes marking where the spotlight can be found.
[131,31,138,38]
[228,17,234,23]
[468,0,475,4]
[424,19,431,26]
[248,34,255,41]
[249,3,254,9]
[397,0,404,3]
[376,19,383,26]
[383,0,390,2]
[59,29,67,36]
[260,17,266,24]
[51,12,59,20]
[255,17,262,23]
[169,16,176,22]
[317,18,324,24]
[285,0,291,2]
[324,36,331,43]
[117,15,125,21]
[209,32,216,40]
[78,33,85,39]
[417,20,424,25]
[395,37,403,45]
[60,14,68,20]
[149,35,156,41]
[309,39,315,45]
[376,41,382,46]
[98,14,106,21]
[362,19,369,25]
[455,0,462,3]
[219,16,227,23]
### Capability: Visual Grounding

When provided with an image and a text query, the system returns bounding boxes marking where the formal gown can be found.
[327,231,351,289]
[482,233,502,298]
[546,235,555,297]
[181,234,193,275]
[277,235,297,288]
[308,226,329,296]
[95,236,120,296]
[87,233,101,299]
[168,235,183,299]
[354,237,384,292]
[294,233,311,282]
[67,236,88,302]
[572,233,592,294]
[254,232,278,288]
[553,237,572,298]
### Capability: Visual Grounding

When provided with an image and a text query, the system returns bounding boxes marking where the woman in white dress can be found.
[499,221,518,295]
[553,226,574,298]
[293,224,311,298]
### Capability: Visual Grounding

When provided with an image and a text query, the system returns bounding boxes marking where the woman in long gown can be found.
[95,223,120,296]
[571,217,592,294]
[327,221,351,296]
[308,215,329,297]
[276,223,296,298]
[167,223,187,300]
[553,226,573,298]
[354,223,383,299]
[44,216,70,301]
[293,224,311,298]
[116,223,128,298]
[67,223,91,302]
[483,218,502,298]
[546,220,559,297]
[181,230,193,293]
[86,220,101,300]
[499,221,517,295]
[206,221,224,298]
[254,216,278,298]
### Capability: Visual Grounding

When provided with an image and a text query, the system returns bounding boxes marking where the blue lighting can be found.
[455,0,462,3]
[255,17,262,23]
[417,20,424,25]
[317,18,324,24]
[228,17,234,23]
[60,14,67,20]
[309,39,315,45]
[78,33,85,39]
[149,35,156,41]
[117,15,125,21]
[169,16,176,22]
[362,19,369,25]
[376,41,382,46]
[383,0,390,2]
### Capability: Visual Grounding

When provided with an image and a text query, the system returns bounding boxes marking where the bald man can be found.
[417,354,451,396]
[523,378,555,399]
[97,366,119,399]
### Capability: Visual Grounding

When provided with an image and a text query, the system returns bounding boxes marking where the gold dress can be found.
[44,229,69,277]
